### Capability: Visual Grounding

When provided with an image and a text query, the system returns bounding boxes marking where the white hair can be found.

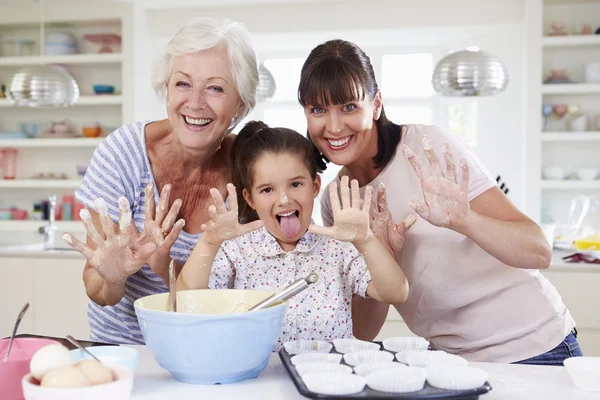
[152,18,258,129]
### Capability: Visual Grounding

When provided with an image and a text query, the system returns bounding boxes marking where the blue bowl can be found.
[134,289,286,385]
[93,84,115,94]
[71,346,139,373]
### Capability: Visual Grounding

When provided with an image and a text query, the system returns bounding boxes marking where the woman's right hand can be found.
[369,183,416,257]
[200,183,264,247]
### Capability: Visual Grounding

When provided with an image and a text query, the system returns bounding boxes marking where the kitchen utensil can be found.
[168,259,177,312]
[65,335,101,363]
[248,272,318,311]
[3,302,30,362]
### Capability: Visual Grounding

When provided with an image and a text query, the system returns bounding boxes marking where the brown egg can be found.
[40,365,90,388]
[76,359,114,385]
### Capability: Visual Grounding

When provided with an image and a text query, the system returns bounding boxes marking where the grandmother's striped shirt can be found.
[75,121,200,344]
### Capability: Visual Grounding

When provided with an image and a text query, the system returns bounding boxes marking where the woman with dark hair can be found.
[297,39,581,365]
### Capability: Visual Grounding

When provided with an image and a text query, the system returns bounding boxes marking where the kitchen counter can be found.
[129,346,597,400]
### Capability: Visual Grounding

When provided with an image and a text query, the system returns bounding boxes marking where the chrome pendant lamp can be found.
[432,47,508,97]
[256,63,276,102]
[7,0,79,107]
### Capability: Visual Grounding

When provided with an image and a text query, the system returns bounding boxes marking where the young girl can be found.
[177,121,409,349]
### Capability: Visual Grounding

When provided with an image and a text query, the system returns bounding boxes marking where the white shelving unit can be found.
[0,5,131,231]
[0,95,123,107]
[0,180,82,189]
[0,138,102,148]
[537,0,600,226]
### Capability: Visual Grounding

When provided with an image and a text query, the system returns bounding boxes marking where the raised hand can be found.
[403,137,470,229]
[64,197,159,285]
[200,183,264,246]
[309,176,372,245]
[370,183,416,256]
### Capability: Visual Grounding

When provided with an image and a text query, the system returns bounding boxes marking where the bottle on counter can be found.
[61,194,74,221]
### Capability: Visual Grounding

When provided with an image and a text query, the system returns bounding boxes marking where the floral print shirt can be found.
[208,227,371,350]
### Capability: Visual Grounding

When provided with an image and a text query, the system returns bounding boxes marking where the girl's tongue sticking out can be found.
[279,211,301,238]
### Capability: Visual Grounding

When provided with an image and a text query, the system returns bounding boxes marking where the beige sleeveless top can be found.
[320,124,575,362]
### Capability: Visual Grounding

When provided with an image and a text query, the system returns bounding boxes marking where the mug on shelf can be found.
[0,148,18,179]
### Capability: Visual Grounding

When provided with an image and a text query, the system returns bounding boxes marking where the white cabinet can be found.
[0,257,34,336]
[0,255,90,340]
[538,0,600,224]
[0,3,132,234]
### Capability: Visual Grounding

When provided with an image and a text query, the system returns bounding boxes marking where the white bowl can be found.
[564,357,600,392]
[21,364,133,400]
[542,166,566,180]
[575,169,597,181]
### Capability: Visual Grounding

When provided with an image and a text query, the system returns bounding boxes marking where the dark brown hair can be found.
[231,121,319,223]
[298,39,402,171]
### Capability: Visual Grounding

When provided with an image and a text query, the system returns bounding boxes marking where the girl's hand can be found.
[200,183,264,247]
[64,197,159,285]
[403,137,470,230]
[370,183,416,257]
[309,176,372,246]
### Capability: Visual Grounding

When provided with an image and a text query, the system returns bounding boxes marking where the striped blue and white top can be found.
[75,121,201,344]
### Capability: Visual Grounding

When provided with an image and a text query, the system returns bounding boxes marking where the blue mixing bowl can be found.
[134,289,286,385]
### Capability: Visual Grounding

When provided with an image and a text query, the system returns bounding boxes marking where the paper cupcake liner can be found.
[396,350,443,365]
[354,361,408,377]
[426,366,489,390]
[344,350,394,366]
[302,372,366,395]
[295,362,353,377]
[366,367,427,393]
[291,353,342,366]
[333,338,380,354]
[382,336,430,352]
[406,351,468,368]
[283,340,333,355]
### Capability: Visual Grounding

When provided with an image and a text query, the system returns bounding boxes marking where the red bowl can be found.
[0,338,59,400]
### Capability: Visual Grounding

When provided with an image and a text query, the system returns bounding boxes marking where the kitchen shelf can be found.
[0,53,122,67]
[0,138,103,148]
[0,180,82,189]
[541,180,600,190]
[541,132,600,141]
[542,35,600,47]
[0,220,83,232]
[541,83,600,94]
[0,95,123,107]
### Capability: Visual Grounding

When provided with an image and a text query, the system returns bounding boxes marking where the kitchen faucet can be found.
[38,194,57,249]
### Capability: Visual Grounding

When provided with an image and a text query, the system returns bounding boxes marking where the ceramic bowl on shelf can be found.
[575,168,598,181]
[92,85,115,95]
[134,289,286,385]
[542,166,566,180]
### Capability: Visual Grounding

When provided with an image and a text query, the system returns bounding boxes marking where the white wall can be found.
[133,0,530,211]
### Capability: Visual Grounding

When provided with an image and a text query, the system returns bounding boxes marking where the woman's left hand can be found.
[309,176,373,246]
[402,137,470,230]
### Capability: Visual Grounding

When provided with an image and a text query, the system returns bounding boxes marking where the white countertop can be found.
[128,346,597,400]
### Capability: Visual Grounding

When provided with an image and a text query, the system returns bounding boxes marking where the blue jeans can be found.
[514,331,583,365]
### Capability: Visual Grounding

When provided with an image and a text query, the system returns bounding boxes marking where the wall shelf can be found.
[541,180,600,190]
[542,35,600,47]
[0,138,102,148]
[0,220,83,232]
[541,132,600,141]
[541,83,600,94]
[0,53,122,67]
[0,96,122,107]
[0,180,82,189]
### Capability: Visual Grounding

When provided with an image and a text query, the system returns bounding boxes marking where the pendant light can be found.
[256,63,276,102]
[432,47,508,97]
[7,0,79,107]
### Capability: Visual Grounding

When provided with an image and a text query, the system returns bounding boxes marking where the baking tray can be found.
[279,343,492,400]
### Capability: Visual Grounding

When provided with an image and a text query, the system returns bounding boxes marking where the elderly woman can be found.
[64,18,259,344]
